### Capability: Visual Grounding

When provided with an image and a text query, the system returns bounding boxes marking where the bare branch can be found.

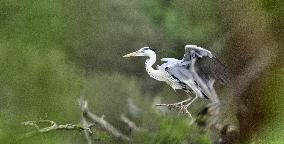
[155,103,194,120]
[79,97,93,144]
[79,98,131,141]
[120,114,146,132]
[21,97,131,143]
[20,120,86,139]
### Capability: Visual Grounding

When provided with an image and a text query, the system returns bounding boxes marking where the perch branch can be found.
[79,98,131,141]
[155,103,194,120]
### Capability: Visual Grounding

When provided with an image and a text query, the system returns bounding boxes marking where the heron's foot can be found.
[156,100,189,112]
[155,102,193,119]
[156,96,198,120]
[155,103,181,111]
[167,103,185,112]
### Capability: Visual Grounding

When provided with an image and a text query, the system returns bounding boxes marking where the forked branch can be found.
[79,98,131,141]
[20,120,91,139]
[20,97,131,143]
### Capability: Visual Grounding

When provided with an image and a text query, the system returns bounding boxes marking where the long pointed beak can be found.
[122,52,137,58]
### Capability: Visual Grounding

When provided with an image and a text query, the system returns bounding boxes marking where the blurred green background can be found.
[0,0,283,143]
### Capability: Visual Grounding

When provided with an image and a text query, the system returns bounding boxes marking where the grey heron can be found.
[123,45,230,113]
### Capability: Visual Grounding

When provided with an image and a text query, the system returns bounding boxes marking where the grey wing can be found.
[164,45,214,83]
[165,64,194,90]
[157,58,181,70]
[183,45,231,85]
[183,45,213,61]
[195,56,232,85]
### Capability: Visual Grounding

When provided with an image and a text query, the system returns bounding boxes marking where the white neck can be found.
[145,53,162,81]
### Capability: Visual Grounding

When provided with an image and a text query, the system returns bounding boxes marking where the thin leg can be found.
[185,95,198,107]
[155,94,192,108]
[177,95,198,116]
[175,97,192,105]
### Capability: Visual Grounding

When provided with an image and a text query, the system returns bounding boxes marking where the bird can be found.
[123,45,230,114]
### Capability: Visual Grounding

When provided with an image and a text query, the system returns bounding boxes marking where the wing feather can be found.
[182,45,231,85]
[195,56,231,85]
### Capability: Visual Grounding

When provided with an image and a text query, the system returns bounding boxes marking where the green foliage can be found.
[0,43,83,143]
[0,0,282,143]
[144,0,221,44]
[84,73,142,123]
[133,117,209,144]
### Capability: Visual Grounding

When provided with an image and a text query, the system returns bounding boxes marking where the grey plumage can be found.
[195,56,231,86]
[183,45,231,86]
[165,45,230,101]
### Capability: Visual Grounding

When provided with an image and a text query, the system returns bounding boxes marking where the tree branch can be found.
[79,98,131,141]
[120,114,145,132]
[79,96,93,144]
[155,103,194,121]
[20,120,87,139]
[20,97,131,142]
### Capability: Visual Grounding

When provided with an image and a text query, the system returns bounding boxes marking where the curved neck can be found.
[145,54,161,81]
[145,54,156,68]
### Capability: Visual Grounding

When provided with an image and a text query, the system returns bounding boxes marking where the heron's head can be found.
[123,47,156,58]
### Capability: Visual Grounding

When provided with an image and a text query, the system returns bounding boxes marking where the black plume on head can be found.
[143,47,156,52]
[149,48,156,52]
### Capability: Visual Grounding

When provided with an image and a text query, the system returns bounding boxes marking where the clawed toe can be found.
[157,103,189,113]
[155,96,198,120]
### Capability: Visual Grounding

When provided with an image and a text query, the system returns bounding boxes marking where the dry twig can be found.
[20,120,89,139]
[120,114,145,132]
[79,98,131,141]
[79,96,93,144]
[20,97,131,142]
